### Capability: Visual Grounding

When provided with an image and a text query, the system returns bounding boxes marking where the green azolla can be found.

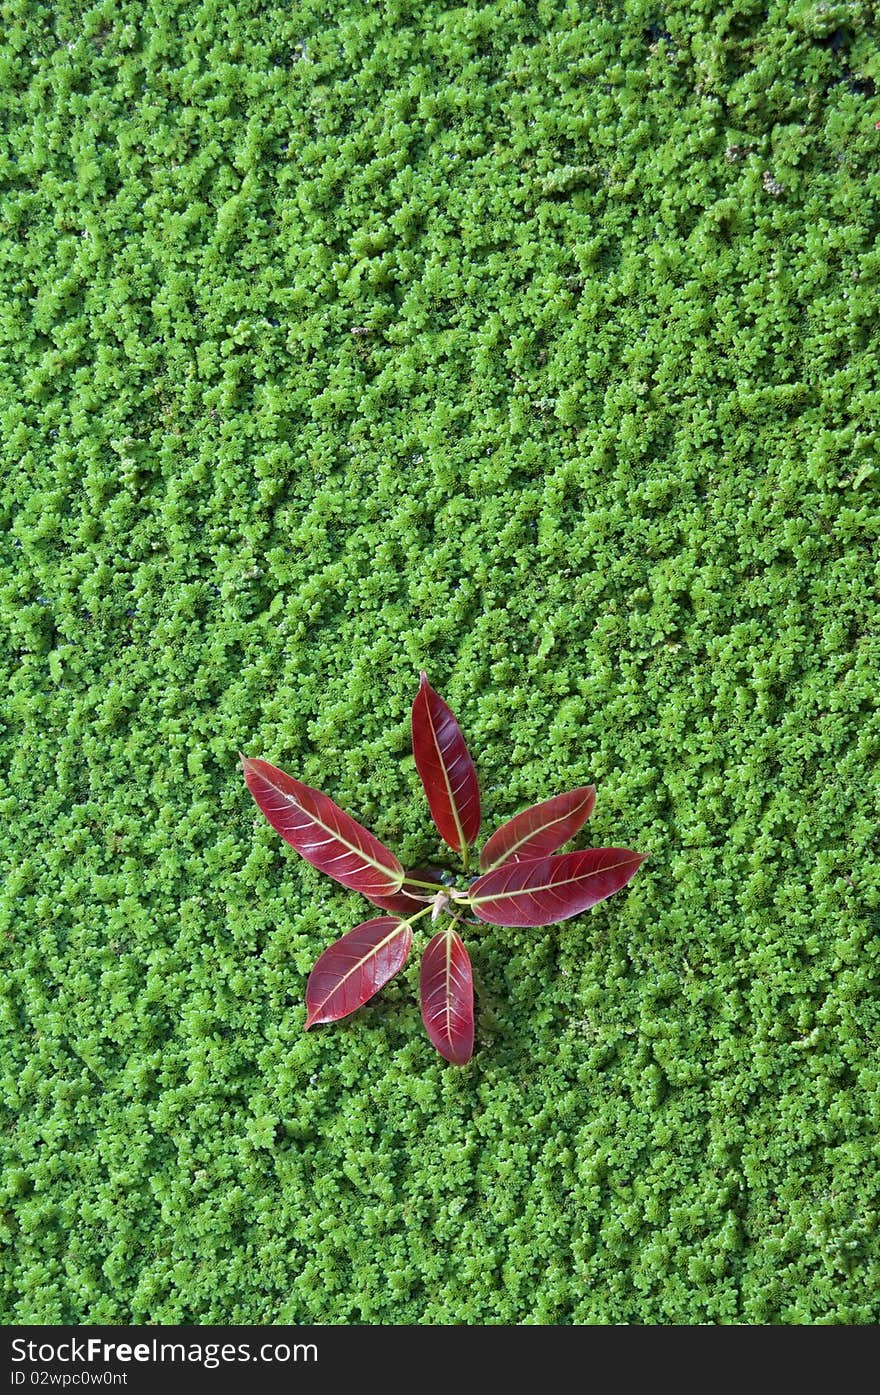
[1,0,879,1324]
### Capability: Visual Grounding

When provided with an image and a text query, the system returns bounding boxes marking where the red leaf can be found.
[419,926,474,1065]
[469,848,646,927]
[305,917,413,1027]
[479,786,597,872]
[411,672,481,858]
[241,756,404,898]
[367,866,444,915]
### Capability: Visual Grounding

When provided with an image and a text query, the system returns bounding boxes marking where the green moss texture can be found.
[2,0,880,1325]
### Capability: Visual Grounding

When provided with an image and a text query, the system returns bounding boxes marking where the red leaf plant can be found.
[241,673,646,1064]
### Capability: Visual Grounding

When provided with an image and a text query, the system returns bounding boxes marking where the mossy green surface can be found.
[2,0,880,1325]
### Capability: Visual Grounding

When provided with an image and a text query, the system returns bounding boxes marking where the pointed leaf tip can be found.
[470,848,645,927]
[479,786,597,872]
[305,918,413,1027]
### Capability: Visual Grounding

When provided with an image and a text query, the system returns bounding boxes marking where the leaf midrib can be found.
[310,923,407,1018]
[473,852,640,902]
[262,773,402,886]
[424,695,467,857]
[482,792,592,871]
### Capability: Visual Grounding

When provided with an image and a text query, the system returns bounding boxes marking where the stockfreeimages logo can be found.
[11,1337,317,1372]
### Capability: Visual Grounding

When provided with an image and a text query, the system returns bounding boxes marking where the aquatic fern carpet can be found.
[2,0,879,1324]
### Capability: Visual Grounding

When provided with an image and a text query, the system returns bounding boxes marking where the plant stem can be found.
[398,903,437,930]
